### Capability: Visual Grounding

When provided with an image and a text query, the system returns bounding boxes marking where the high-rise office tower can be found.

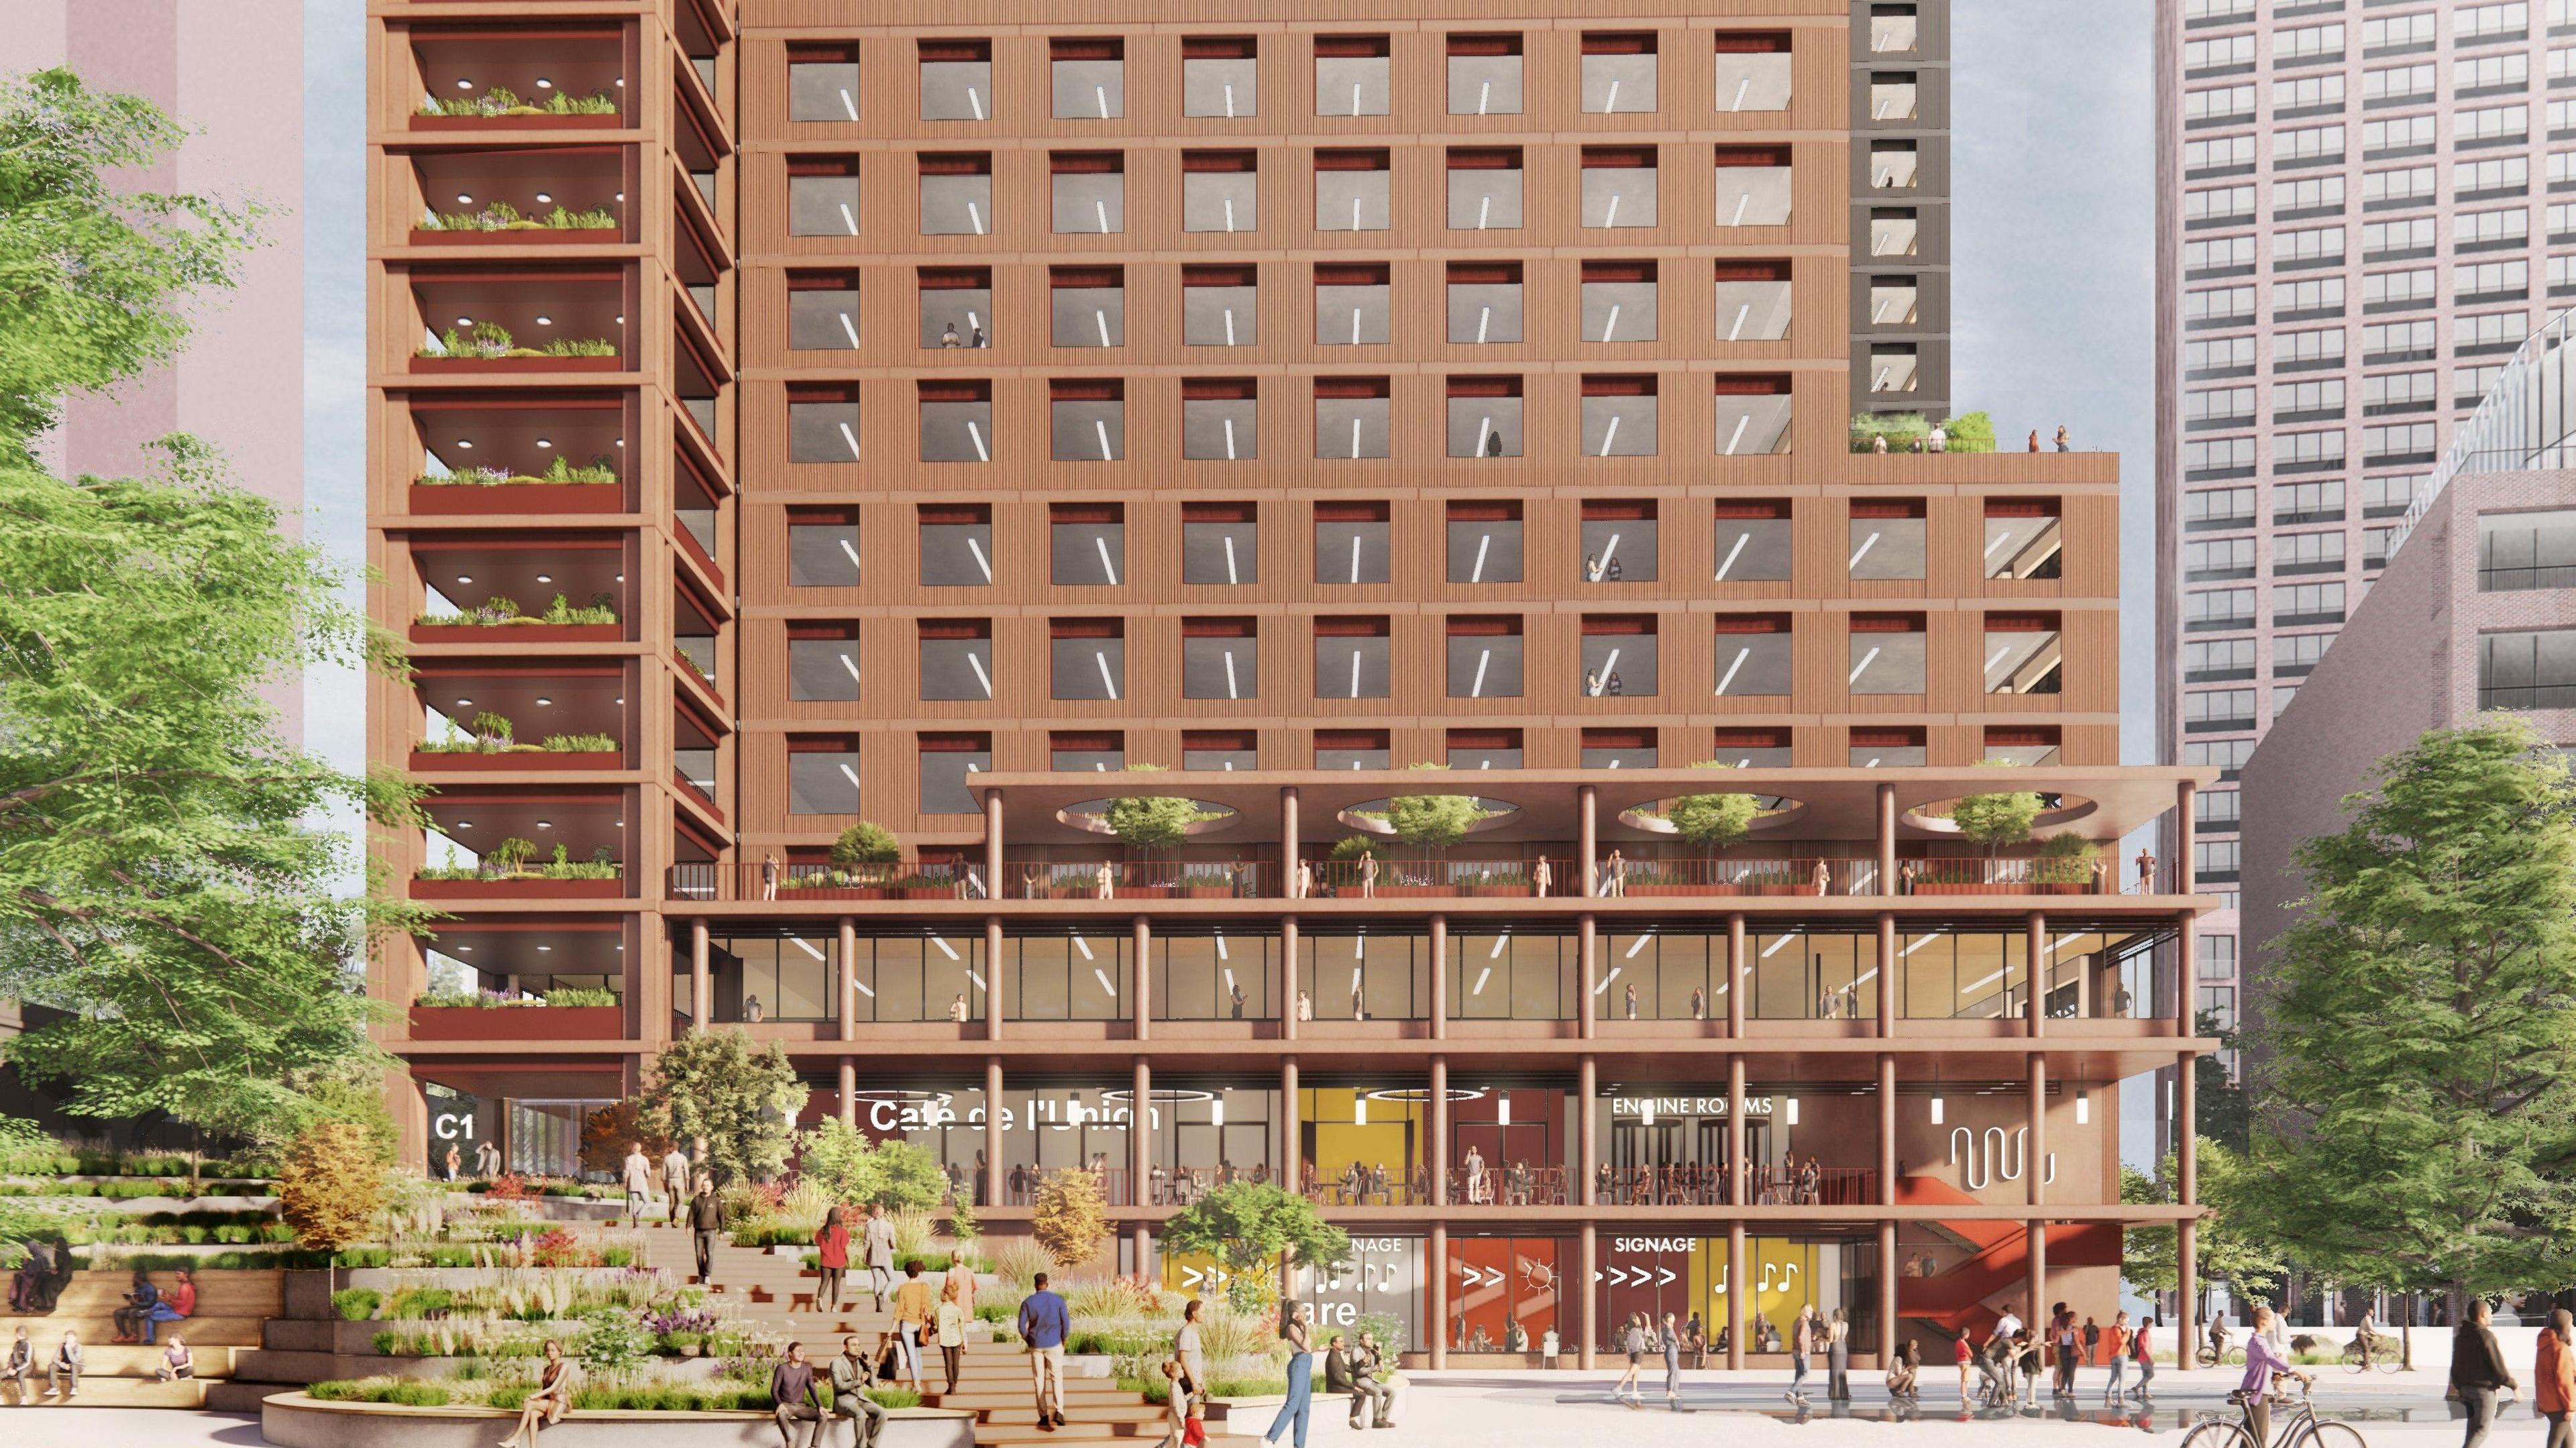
[2154,0,2567,1079]
[372,0,2212,1366]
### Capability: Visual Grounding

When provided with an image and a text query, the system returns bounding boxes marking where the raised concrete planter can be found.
[261,1392,974,1448]
[1206,1376,1408,1439]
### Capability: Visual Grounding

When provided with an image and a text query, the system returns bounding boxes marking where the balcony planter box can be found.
[894,886,957,901]
[408,1005,623,1041]
[786,885,888,901]
[410,113,627,133]
[1915,883,2004,896]
[409,750,622,772]
[407,227,622,247]
[409,355,626,374]
[1175,886,1234,899]
[411,877,625,900]
[1629,883,1737,897]
[1371,885,1448,899]
[409,482,625,516]
[1459,884,1533,898]
[409,622,623,645]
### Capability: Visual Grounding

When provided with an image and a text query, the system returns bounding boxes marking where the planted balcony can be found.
[413,322,622,374]
[407,398,627,514]
[411,710,620,772]
[407,986,624,1040]
[412,455,623,514]
[414,840,625,899]
[407,148,625,246]
[415,85,624,131]
[411,591,621,644]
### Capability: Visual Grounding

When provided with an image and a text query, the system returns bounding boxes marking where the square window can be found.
[918,155,992,235]
[1715,506,1793,581]
[918,624,994,700]
[788,277,860,350]
[1315,625,1391,698]
[1052,155,1124,233]
[1183,153,1258,233]
[1849,504,1927,579]
[1316,37,1390,116]
[1052,41,1124,119]
[918,506,993,586]
[1315,505,1391,583]
[1448,149,1524,230]
[790,50,861,123]
[1447,622,1523,698]
[1581,507,1658,581]
[1448,36,1523,115]
[1447,380,1523,458]
[918,268,991,349]
[1051,382,1124,461]
[1051,271,1126,347]
[1183,623,1258,700]
[1183,382,1258,461]
[1316,151,1391,231]
[1714,379,1792,455]
[1582,262,1659,343]
[918,40,991,121]
[1715,148,1793,226]
[1051,625,1125,700]
[1447,262,1523,343]
[1184,268,1258,347]
[1582,35,1658,115]
[788,515,861,587]
[1580,621,1658,696]
[1183,504,1258,585]
[1051,505,1125,586]
[1849,620,1927,694]
[1184,39,1258,118]
[1315,265,1391,345]
[788,392,861,464]
[1581,378,1658,456]
[788,749,861,814]
[918,735,990,814]
[1581,148,1658,228]
[789,635,861,701]
[1715,34,1793,112]
[917,382,992,463]
[1447,504,1523,581]
[788,164,861,235]
[1315,381,1391,459]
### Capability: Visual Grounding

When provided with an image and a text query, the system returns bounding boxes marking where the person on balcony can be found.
[2133,847,2157,893]
[1297,989,1313,1021]
[1095,862,1115,900]
[1813,859,1831,895]
[1463,1146,1488,1205]
[1601,849,1626,898]
[1898,859,1918,895]
[761,852,780,901]
[1293,858,1314,899]
[1230,982,1246,1019]
[1533,857,1552,897]
[948,993,971,1023]
[1360,849,1379,900]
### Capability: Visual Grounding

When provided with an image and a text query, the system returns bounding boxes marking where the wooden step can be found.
[0,1315,271,1346]
[0,1343,246,1377]
[0,1376,213,1408]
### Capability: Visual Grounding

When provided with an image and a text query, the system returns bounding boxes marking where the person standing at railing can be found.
[1294,858,1313,899]
[1534,856,1552,897]
[1623,983,1638,1020]
[1360,849,1378,899]
[1898,858,1917,895]
[1095,861,1115,901]
[2133,847,2156,894]
[762,851,780,901]
[1813,859,1831,896]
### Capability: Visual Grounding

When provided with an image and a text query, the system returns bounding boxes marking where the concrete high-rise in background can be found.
[0,0,307,740]
[2153,0,2570,1087]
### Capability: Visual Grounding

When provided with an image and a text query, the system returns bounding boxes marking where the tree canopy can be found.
[1949,765,2041,851]
[1665,763,1759,848]
[0,67,421,1142]
[1383,768,1485,852]
[1159,1180,1352,1282]
[796,1116,949,1211]
[2123,1143,2285,1300]
[2235,719,2576,1304]
[636,1031,804,1184]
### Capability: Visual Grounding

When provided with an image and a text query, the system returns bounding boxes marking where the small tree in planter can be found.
[481,836,537,877]
[1666,761,1761,850]
[2033,832,2100,887]
[1950,764,2042,854]
[1385,765,1484,856]
[468,711,515,750]
[831,822,900,867]
[1030,1168,1109,1271]
[1102,767,1201,856]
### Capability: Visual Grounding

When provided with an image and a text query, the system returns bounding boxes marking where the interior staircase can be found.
[0,1268,283,1407]
[1892,1175,2122,1344]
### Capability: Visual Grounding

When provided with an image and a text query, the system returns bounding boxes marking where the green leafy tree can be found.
[1385,769,1484,852]
[1666,763,1759,848]
[0,70,260,449]
[830,822,900,866]
[797,1117,949,1210]
[0,70,423,1143]
[636,1030,803,1184]
[2236,719,2576,1311]
[1102,795,1199,854]
[1949,764,2041,852]
[1160,1181,1353,1307]
[1030,1167,1110,1270]
[2121,1144,2284,1302]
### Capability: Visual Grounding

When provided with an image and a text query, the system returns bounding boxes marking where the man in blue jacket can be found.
[1018,1271,1073,1432]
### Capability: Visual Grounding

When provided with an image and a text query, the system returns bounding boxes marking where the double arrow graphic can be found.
[1178,1266,1232,1290]
[1456,1264,1506,1288]
[1590,1266,1681,1287]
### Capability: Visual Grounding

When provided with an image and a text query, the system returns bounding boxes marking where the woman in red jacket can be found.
[814,1205,852,1314]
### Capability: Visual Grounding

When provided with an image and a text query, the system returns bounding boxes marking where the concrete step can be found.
[0,1314,270,1346]
[1,1343,246,1377]
[967,1403,1169,1425]
[0,1376,213,1408]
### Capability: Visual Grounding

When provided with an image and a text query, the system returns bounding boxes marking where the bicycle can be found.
[2341,1337,2403,1376]
[2180,1379,2365,1448]
[2198,1339,2248,1368]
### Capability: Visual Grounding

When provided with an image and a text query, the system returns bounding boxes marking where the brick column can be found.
[1133,1056,1151,1214]
[1727,1054,1748,1206]
[1876,911,1896,1035]
[1430,1055,1449,1207]
[2178,1047,2199,1361]
[1726,1222,1747,1370]
[2025,910,2046,1035]
[1282,1057,1300,1194]
[2176,778,2197,896]
[1578,1054,1597,1208]
[1876,781,1896,895]
[1578,913,1597,1038]
[1428,914,1448,1040]
[690,918,709,1029]
[1725,913,1746,1038]
[1132,915,1151,1042]
[839,917,859,1044]
[1282,787,1301,895]
[984,1056,1005,1208]
[2029,1053,2047,1208]
[985,915,1004,1040]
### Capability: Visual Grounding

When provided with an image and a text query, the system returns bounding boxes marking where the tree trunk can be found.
[2401,1319,2412,1372]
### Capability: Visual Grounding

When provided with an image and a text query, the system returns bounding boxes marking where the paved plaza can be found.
[1,1371,2542,1448]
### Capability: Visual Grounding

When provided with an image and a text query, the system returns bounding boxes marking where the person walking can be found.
[498,1337,572,1447]
[659,1143,692,1227]
[2130,1315,2157,1402]
[2101,1312,2131,1404]
[688,1174,722,1285]
[892,1260,934,1393]
[830,1335,888,1448]
[1786,1305,1815,1404]
[1827,1306,1851,1401]
[814,1206,851,1315]
[1263,1300,1315,1448]
[1661,1311,1683,1403]
[1175,1298,1208,1406]
[772,1340,824,1448]
[935,1261,970,1396]
[2053,1304,2081,1398]
[2538,1308,2573,1448]
[1155,1358,1193,1447]
[2452,1298,2518,1448]
[621,1141,655,1228]
[1019,1271,1073,1433]
[1613,1313,1647,1406]
[1953,1332,1976,1409]
[862,1204,898,1313]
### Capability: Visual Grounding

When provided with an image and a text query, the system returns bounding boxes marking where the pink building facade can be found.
[2153,0,2574,1089]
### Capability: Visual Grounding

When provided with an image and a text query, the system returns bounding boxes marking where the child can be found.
[1183,1388,1208,1447]
[1156,1358,1190,1448]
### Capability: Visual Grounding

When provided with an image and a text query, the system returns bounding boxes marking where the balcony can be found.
[405,271,627,376]
[411,663,625,773]
[413,792,630,900]
[409,537,627,645]
[407,28,627,133]
[404,148,626,247]
[405,400,628,515]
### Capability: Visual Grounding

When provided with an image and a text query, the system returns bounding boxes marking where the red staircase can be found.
[1894,1175,2121,1339]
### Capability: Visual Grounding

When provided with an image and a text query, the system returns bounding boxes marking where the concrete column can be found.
[2025,910,2046,1035]
[1133,1057,1151,1211]
[1878,1053,1896,1207]
[1282,787,1301,895]
[1876,911,1896,1036]
[2176,919,2196,1044]
[1578,785,1599,897]
[1428,914,1448,1039]
[840,917,859,1043]
[984,787,1004,897]
[1134,1222,1152,1280]
[985,1056,1005,1207]
[1133,915,1152,1041]
[1725,914,1746,1038]
[1430,1055,1449,1207]
[1578,1225,1597,1370]
[1878,1219,1899,1363]
[2025,1223,2047,1336]
[1577,913,1597,1037]
[1282,1058,1300,1192]
[1578,1054,1597,1207]
[1727,1054,1747,1206]
[690,919,710,1029]
[1429,1223,1449,1368]
[1876,781,1896,895]
[985,915,1004,1040]
[2176,778,2197,895]
[839,1059,856,1126]
[2029,1053,2047,1208]
[1725,1223,1747,1370]
[1281,915,1300,1040]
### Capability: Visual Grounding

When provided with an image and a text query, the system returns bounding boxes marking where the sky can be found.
[303,0,366,789]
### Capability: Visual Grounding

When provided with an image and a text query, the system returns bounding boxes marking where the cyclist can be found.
[2206,1310,2235,1367]
[2237,1306,2314,1447]
[2353,1311,2391,1370]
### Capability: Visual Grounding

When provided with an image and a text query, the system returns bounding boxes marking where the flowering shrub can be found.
[486,1173,533,1203]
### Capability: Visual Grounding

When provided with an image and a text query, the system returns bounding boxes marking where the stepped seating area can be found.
[606,1226,1262,1447]
[0,1268,284,1407]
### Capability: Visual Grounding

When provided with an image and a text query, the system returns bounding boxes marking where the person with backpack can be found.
[2100,1312,2132,1404]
